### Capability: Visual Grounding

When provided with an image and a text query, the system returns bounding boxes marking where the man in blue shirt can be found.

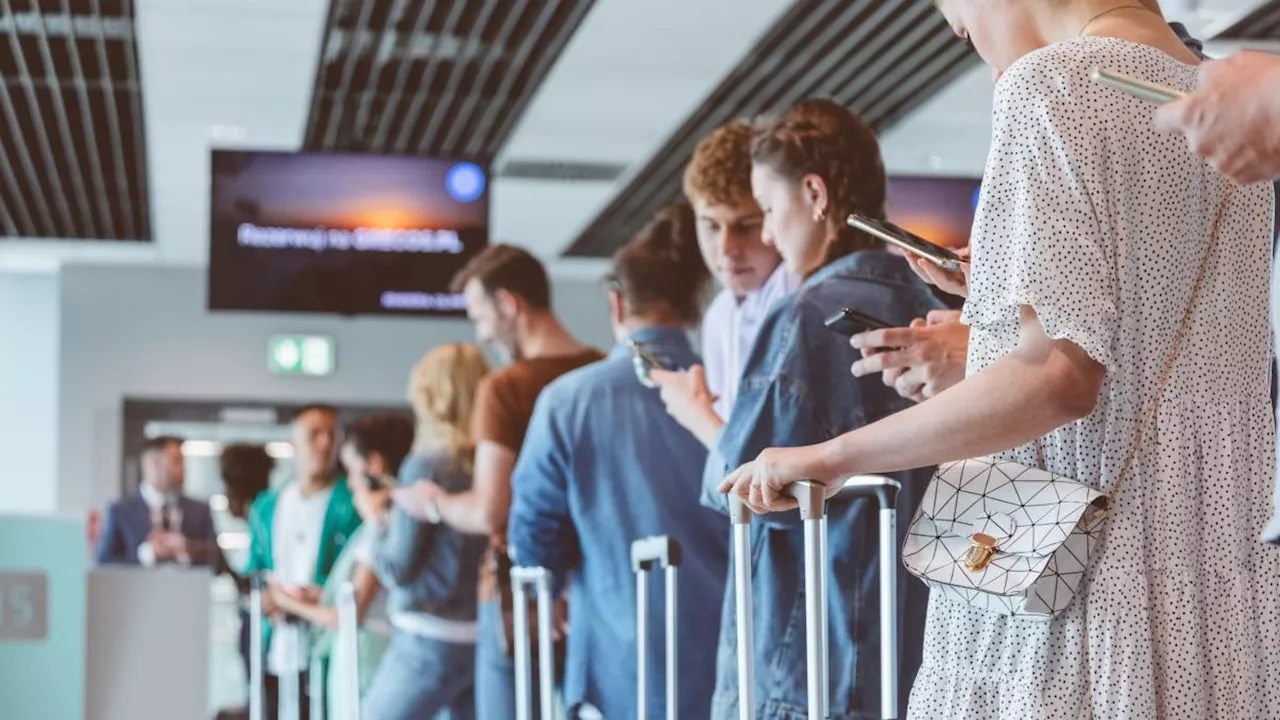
[508,205,728,719]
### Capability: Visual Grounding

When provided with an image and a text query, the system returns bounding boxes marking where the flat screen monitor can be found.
[208,150,489,316]
[886,175,982,250]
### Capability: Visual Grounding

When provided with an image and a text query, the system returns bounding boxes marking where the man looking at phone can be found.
[682,120,799,419]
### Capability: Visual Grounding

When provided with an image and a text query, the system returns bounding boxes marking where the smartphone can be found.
[824,308,892,337]
[847,215,965,271]
[627,339,664,388]
[1090,67,1184,104]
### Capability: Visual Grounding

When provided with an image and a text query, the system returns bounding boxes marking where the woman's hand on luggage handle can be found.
[718,445,839,514]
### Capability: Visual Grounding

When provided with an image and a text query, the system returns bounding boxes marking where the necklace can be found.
[1078,4,1148,37]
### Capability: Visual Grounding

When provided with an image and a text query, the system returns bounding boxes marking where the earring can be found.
[813,208,826,223]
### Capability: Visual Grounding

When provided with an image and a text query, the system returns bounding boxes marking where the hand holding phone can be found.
[627,339,665,388]
[824,308,892,337]
[1090,67,1184,104]
[847,215,965,270]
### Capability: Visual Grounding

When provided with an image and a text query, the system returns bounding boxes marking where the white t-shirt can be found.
[268,482,332,675]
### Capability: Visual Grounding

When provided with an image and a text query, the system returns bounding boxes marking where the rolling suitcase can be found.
[729,477,902,720]
[630,535,682,719]
[511,536,683,720]
[510,566,556,720]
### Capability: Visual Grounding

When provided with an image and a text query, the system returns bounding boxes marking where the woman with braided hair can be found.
[653,97,944,718]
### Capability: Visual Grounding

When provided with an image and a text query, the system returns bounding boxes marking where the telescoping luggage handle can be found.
[511,565,556,720]
[631,536,682,720]
[250,573,266,720]
[729,476,901,720]
[336,582,361,720]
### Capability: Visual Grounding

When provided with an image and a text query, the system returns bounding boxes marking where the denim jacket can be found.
[509,326,729,720]
[373,450,487,621]
[703,251,942,719]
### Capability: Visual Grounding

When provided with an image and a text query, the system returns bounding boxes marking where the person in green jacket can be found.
[269,414,412,719]
[243,403,361,720]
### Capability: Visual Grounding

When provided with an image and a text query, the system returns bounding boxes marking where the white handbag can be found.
[902,185,1236,619]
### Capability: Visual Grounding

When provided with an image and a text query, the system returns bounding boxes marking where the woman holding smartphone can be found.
[654,98,943,718]
[721,2,1279,718]
[363,344,491,720]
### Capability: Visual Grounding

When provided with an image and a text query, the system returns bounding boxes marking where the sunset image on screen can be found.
[886,176,982,250]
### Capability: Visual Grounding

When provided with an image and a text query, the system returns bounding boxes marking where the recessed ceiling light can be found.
[210,125,247,143]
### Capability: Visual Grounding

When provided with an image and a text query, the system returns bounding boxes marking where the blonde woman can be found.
[363,344,490,720]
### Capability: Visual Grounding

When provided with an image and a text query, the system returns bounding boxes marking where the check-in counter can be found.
[0,515,213,720]
[86,567,211,720]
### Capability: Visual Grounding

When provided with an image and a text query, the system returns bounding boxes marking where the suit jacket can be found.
[95,491,220,567]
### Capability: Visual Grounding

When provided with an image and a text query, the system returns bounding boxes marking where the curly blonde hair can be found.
[407,343,490,459]
[682,120,756,209]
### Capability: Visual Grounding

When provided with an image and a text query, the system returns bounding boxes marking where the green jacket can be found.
[243,478,362,655]
[243,477,362,585]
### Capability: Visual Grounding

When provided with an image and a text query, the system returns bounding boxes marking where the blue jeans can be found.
[362,629,475,720]
[475,600,519,719]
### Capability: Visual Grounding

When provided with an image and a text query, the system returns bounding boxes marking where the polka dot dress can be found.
[907,38,1280,720]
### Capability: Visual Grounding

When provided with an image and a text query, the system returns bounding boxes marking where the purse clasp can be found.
[963,532,999,572]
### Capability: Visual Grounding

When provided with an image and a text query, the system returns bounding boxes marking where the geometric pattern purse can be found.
[902,185,1235,619]
[902,457,1108,618]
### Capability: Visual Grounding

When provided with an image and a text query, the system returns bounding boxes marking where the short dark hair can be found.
[343,414,415,479]
[291,403,338,424]
[140,435,182,456]
[607,203,710,326]
[449,244,551,310]
[219,444,275,519]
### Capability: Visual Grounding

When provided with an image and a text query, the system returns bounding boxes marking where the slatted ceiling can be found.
[0,0,148,241]
[1216,0,1280,39]
[302,0,597,158]
[562,0,979,259]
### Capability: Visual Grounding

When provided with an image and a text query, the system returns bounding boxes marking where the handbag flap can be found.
[904,456,1104,597]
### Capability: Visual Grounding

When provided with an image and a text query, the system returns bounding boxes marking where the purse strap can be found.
[1034,183,1237,509]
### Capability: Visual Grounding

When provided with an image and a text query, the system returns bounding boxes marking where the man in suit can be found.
[96,435,219,567]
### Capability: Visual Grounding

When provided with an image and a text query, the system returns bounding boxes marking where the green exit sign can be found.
[268,335,335,377]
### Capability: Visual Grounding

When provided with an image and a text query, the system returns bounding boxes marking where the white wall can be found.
[0,270,61,513]
[56,263,613,514]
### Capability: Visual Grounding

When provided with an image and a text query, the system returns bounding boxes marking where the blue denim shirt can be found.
[703,251,943,719]
[509,326,729,720]
[373,450,487,621]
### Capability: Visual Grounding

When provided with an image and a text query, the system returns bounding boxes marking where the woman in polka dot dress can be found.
[716,1,1280,717]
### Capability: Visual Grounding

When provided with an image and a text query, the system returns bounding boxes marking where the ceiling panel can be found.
[0,0,150,241]
[561,0,978,259]
[1214,0,1280,38]
[301,0,597,159]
